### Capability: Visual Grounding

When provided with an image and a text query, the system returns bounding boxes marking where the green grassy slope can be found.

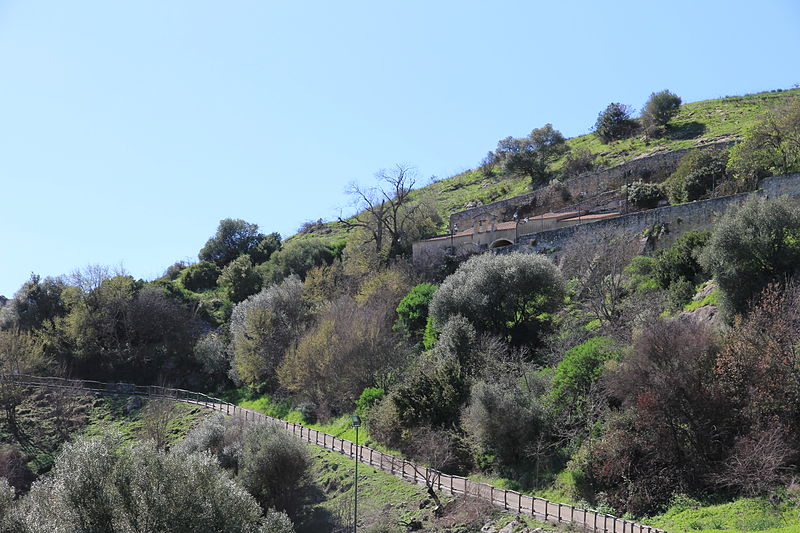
[298,444,559,533]
[296,88,800,245]
[649,496,800,533]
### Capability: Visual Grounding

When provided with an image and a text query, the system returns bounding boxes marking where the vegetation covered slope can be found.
[299,87,800,243]
[3,86,800,532]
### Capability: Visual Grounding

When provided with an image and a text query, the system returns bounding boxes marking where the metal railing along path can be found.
[9,375,666,533]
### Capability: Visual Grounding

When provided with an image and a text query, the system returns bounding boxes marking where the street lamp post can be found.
[351,415,361,533]
[513,212,519,243]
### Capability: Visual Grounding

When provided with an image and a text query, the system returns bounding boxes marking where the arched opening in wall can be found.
[489,239,514,249]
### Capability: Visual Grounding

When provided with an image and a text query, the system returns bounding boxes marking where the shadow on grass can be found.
[666,121,706,140]
[295,483,345,533]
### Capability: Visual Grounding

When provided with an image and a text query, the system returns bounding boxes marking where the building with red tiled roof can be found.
[412,210,620,264]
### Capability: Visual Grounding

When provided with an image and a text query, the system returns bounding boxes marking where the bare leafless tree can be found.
[560,231,642,331]
[140,398,178,451]
[406,426,455,512]
[48,374,86,439]
[714,426,796,496]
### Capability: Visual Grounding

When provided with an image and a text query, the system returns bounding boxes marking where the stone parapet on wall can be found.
[449,141,735,230]
[413,172,800,269]
[510,172,800,256]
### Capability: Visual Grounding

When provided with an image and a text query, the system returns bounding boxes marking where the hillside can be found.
[2,86,800,533]
[297,87,800,244]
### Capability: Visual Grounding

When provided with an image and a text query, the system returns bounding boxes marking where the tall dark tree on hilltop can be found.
[199,218,280,267]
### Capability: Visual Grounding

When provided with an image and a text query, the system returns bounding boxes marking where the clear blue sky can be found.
[1,0,799,297]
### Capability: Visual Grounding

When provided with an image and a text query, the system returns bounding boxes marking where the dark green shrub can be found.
[665,278,696,311]
[624,180,663,209]
[700,195,800,317]
[258,238,335,284]
[217,255,261,303]
[199,218,264,267]
[594,103,638,143]
[394,283,438,341]
[549,337,619,421]
[392,348,468,430]
[665,147,729,204]
[356,387,385,417]
[181,261,221,292]
[652,230,711,290]
[249,232,282,265]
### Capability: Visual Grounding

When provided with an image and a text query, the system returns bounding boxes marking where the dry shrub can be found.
[0,445,34,494]
[715,426,795,496]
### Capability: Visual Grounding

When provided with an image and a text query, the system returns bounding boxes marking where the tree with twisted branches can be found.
[340,164,438,264]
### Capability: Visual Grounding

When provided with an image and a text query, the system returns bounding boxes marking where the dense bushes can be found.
[586,319,726,514]
[700,195,800,316]
[624,180,663,209]
[462,379,550,470]
[665,147,730,203]
[258,238,335,284]
[394,282,437,342]
[728,98,800,182]
[181,261,221,291]
[652,231,710,290]
[429,252,564,346]
[230,276,310,390]
[1,434,291,533]
[278,290,411,413]
[239,423,311,519]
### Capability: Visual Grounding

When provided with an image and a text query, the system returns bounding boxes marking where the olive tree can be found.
[700,195,800,317]
[728,99,800,183]
[9,434,290,533]
[239,423,311,519]
[430,252,564,346]
[641,90,682,133]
